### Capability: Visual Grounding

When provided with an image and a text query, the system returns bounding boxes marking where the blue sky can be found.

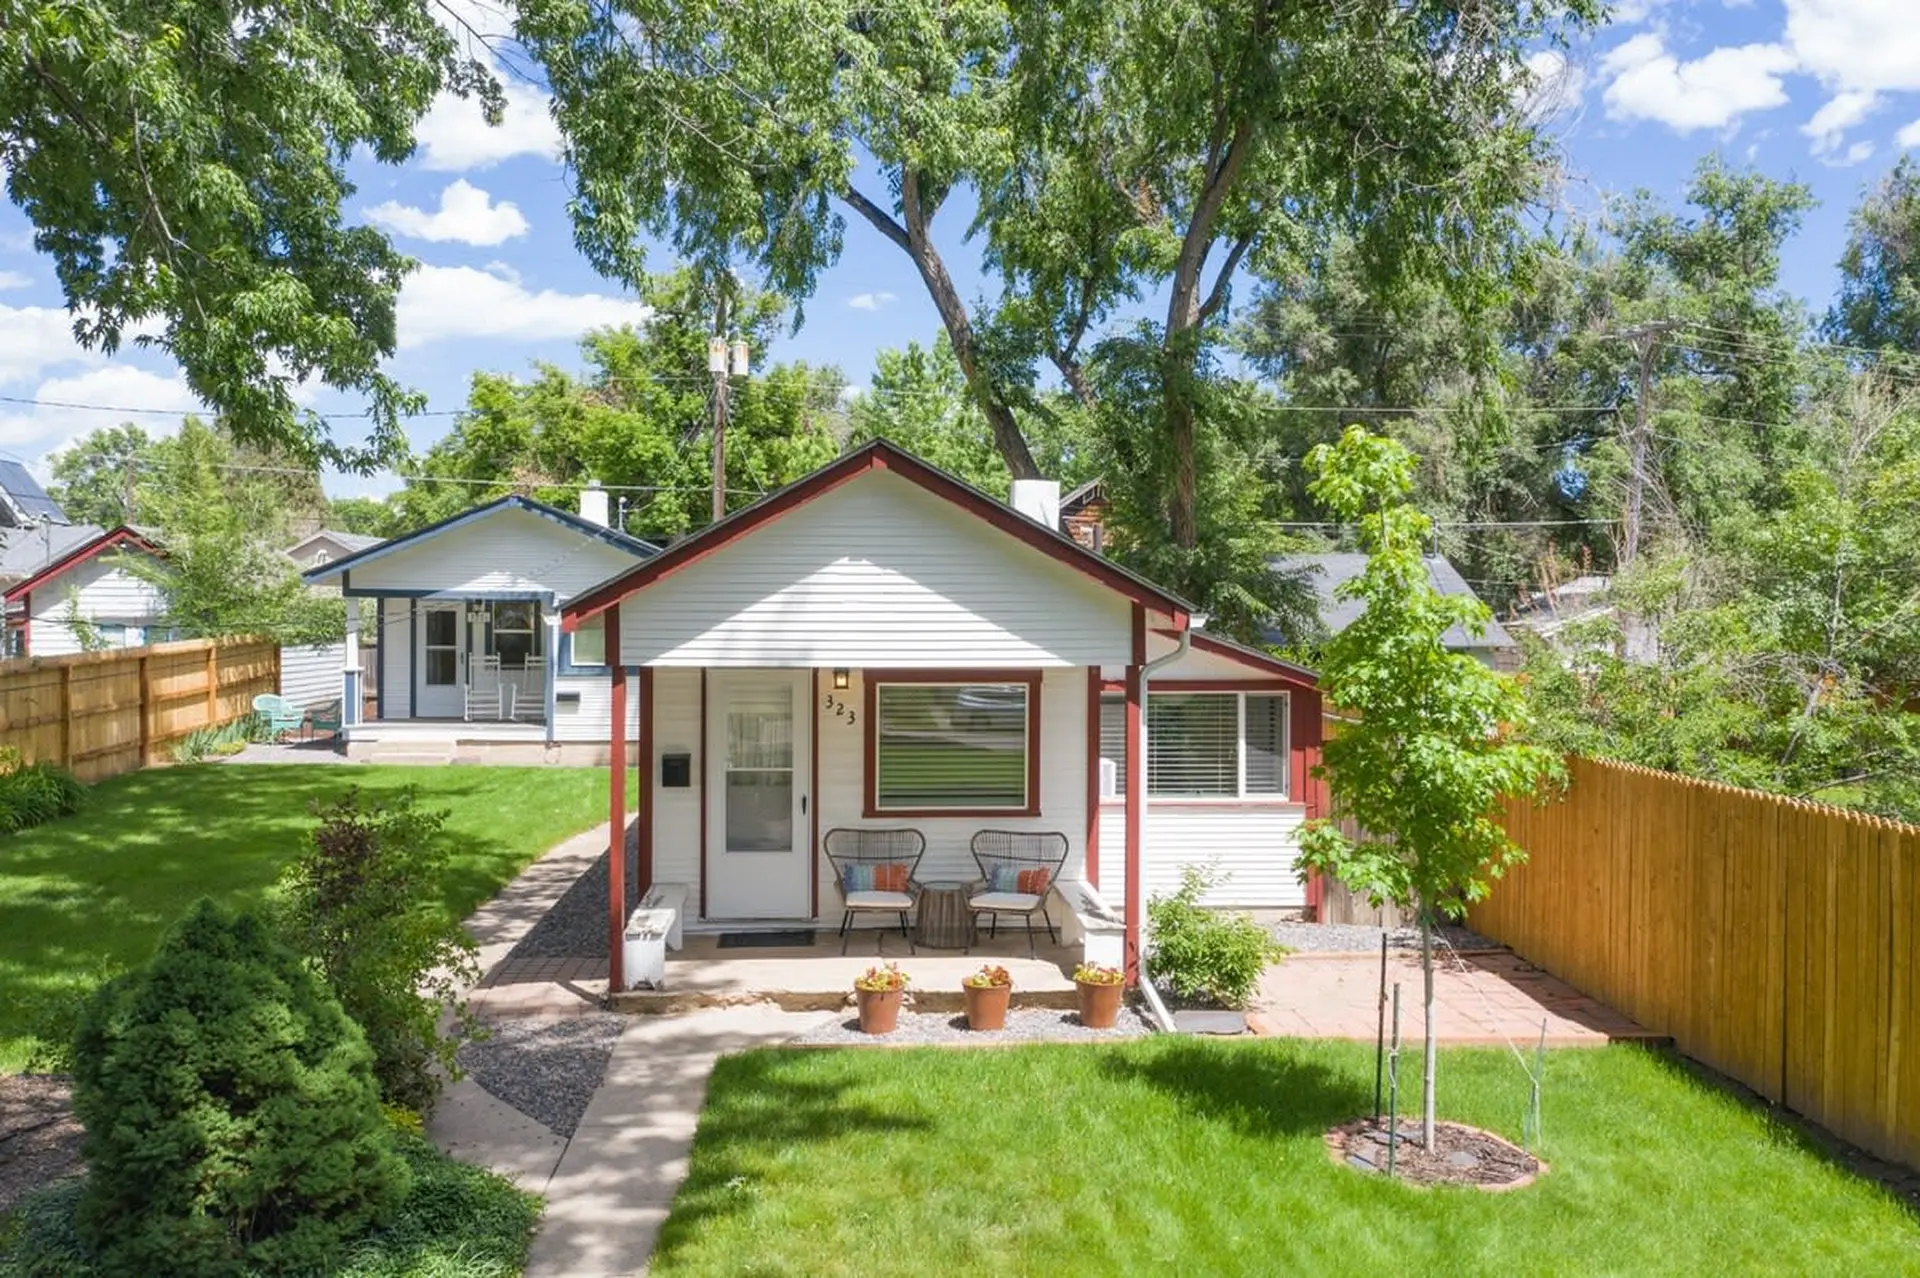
[1,0,1915,499]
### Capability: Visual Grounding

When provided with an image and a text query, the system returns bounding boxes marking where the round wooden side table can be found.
[915,881,974,950]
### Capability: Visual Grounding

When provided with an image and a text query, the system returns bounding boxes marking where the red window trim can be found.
[863,669,1043,819]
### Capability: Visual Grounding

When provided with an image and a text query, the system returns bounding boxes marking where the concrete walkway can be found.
[1252,948,1662,1046]
[431,1006,828,1277]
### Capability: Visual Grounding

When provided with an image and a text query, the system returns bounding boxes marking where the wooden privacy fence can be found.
[0,637,280,782]
[1471,755,1920,1169]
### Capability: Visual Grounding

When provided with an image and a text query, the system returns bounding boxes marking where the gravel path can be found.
[1271,920,1503,955]
[457,1012,626,1138]
[0,1074,82,1212]
[504,824,639,959]
[795,1006,1154,1046]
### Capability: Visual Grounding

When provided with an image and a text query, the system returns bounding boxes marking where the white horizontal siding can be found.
[550,670,640,742]
[813,667,1089,904]
[1101,640,1291,683]
[376,599,411,717]
[649,668,703,890]
[280,642,347,710]
[1098,803,1306,909]
[345,507,641,599]
[26,553,168,656]
[617,470,1135,669]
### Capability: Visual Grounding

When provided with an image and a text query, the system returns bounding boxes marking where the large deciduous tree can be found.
[1297,427,1562,1150]
[1828,157,1920,355]
[511,0,1596,549]
[1,2,497,466]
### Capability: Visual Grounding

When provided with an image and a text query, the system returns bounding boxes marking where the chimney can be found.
[1009,479,1061,530]
[579,480,610,528]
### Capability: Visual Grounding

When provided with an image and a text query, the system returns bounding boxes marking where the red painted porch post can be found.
[1123,664,1144,986]
[607,603,626,992]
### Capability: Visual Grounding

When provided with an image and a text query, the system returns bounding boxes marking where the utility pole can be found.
[1619,320,1676,568]
[707,288,752,525]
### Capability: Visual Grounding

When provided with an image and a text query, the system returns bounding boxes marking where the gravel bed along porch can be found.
[456,1011,627,1138]
[1270,920,1502,955]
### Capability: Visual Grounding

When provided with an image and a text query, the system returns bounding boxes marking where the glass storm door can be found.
[416,603,465,718]
[705,671,812,919]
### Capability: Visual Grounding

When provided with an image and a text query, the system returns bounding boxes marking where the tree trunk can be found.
[842,182,1040,481]
[1164,368,1199,548]
[1421,904,1437,1152]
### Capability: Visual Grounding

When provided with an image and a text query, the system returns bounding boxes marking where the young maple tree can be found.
[1298,426,1563,1150]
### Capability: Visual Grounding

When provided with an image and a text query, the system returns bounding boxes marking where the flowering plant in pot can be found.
[852,963,910,1035]
[961,964,1013,1031]
[1072,962,1125,1029]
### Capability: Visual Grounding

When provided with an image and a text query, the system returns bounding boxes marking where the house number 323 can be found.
[823,694,856,725]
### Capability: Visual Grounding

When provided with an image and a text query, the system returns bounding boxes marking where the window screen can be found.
[873,682,1029,810]
[1146,693,1237,796]
[1244,694,1289,796]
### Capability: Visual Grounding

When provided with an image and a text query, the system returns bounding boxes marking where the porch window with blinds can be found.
[872,681,1032,812]
[1100,691,1289,799]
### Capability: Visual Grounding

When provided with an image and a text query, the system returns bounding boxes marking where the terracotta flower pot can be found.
[1076,978,1123,1029]
[856,987,904,1035]
[963,982,1012,1031]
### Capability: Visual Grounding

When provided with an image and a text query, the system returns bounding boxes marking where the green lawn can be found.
[0,763,617,1072]
[654,1039,1920,1277]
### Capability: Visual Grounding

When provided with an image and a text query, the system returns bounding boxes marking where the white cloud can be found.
[1785,0,1920,96]
[1839,139,1876,166]
[0,366,199,462]
[1610,0,1671,22]
[1802,89,1881,156]
[396,265,653,348]
[366,179,529,246]
[415,79,563,172]
[482,259,522,285]
[848,291,896,312]
[0,270,30,291]
[0,304,101,387]
[1601,34,1795,133]
[1898,119,1920,149]
[414,0,561,171]
[1522,49,1588,120]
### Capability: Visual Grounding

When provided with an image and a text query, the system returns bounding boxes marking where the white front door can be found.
[705,670,812,920]
[416,603,465,718]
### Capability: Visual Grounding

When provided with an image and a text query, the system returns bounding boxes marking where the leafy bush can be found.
[0,1133,539,1278]
[0,748,85,834]
[1146,867,1283,1009]
[169,713,267,763]
[276,788,480,1114]
[70,899,408,1277]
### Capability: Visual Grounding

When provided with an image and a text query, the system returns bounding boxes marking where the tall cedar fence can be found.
[1470,755,1920,1169]
[0,638,280,781]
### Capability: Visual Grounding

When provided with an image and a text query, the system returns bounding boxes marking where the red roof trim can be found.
[560,440,1195,631]
[2,527,164,603]
[1188,632,1321,690]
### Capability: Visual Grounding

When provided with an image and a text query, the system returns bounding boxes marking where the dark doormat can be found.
[717,930,816,949]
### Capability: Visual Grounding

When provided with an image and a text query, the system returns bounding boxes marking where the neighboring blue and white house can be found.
[299,485,659,761]
[2,526,171,657]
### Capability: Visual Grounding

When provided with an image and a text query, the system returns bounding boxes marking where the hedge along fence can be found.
[0,637,281,782]
[1470,755,1920,1169]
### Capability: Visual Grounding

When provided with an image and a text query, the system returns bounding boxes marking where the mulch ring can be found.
[0,1074,83,1213]
[1326,1117,1545,1191]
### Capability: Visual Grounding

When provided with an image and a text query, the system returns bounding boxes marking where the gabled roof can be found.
[2,526,164,603]
[1060,478,1105,516]
[0,460,67,528]
[1267,552,1517,651]
[0,522,105,583]
[301,494,658,584]
[1190,630,1320,688]
[284,528,384,558]
[561,439,1196,631]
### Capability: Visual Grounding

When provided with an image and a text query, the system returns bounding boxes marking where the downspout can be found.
[1134,612,1208,1034]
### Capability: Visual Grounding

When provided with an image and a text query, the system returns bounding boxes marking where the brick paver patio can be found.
[1252,948,1665,1047]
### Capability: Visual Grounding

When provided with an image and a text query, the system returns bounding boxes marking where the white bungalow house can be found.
[556,440,1326,988]
[299,486,659,760]
[2,526,171,657]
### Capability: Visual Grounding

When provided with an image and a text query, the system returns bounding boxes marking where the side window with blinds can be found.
[1101,690,1291,800]
[1244,694,1289,796]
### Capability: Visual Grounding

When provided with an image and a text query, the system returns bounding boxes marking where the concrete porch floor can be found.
[478,931,1083,1014]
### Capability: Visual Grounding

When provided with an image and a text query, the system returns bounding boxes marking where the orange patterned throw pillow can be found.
[873,863,910,892]
[1016,867,1051,895]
